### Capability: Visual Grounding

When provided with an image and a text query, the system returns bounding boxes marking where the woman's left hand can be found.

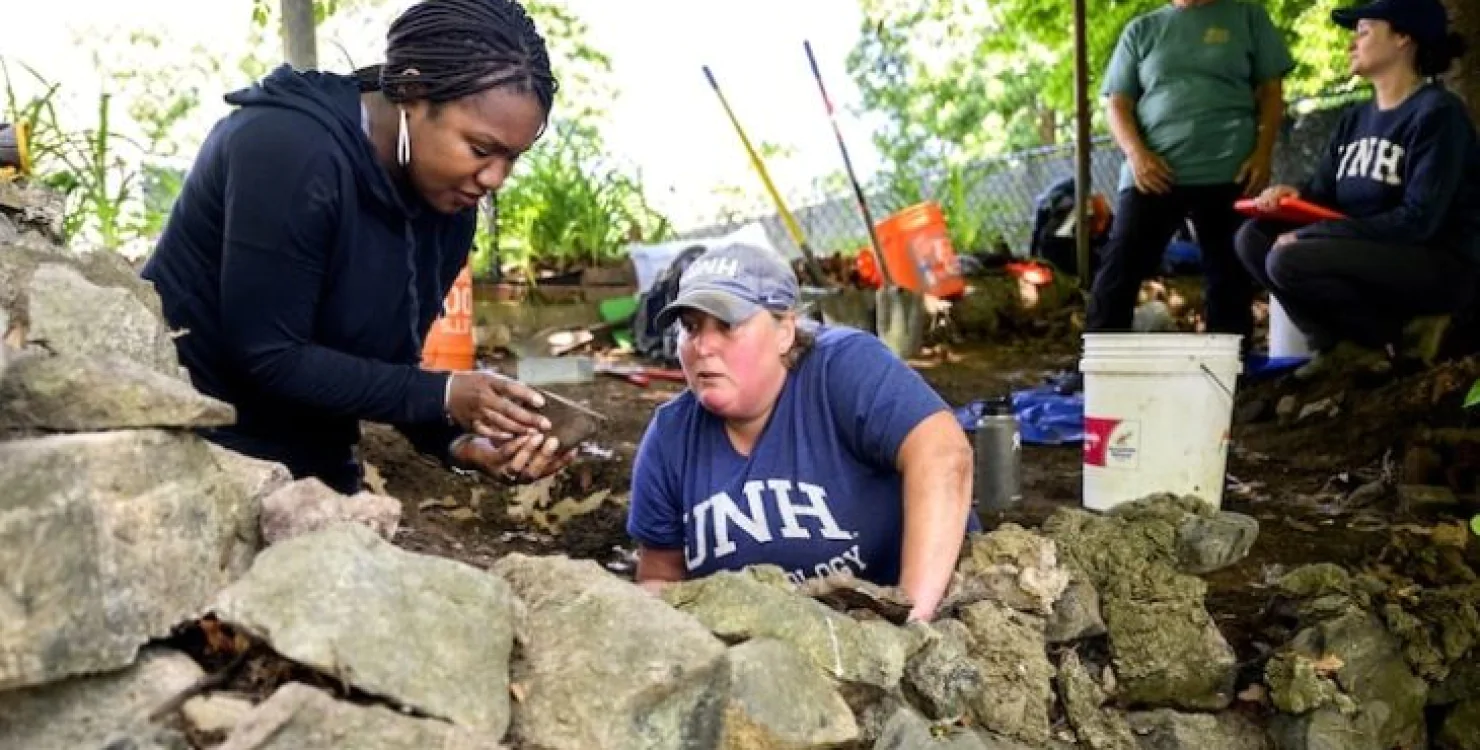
[454,434,577,484]
[1237,150,1274,196]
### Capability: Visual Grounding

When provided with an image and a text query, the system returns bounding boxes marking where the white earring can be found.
[396,108,411,167]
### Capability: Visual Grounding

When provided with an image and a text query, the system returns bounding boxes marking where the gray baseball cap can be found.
[655,243,799,330]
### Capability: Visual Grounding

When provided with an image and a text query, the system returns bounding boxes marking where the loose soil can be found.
[361,288,1480,676]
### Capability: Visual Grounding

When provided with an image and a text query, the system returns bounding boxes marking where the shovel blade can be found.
[515,356,596,386]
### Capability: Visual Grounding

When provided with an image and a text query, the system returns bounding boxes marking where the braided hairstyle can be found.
[355,0,558,116]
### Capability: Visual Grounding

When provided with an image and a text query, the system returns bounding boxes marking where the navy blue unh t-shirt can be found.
[627,326,957,586]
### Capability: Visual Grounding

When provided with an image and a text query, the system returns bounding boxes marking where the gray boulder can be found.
[0,430,259,690]
[0,648,203,749]
[0,352,233,431]
[663,566,917,691]
[715,638,859,749]
[213,523,515,736]
[0,245,183,378]
[493,554,727,750]
[258,477,402,545]
[958,600,1055,746]
[1057,650,1138,750]
[1126,709,1271,750]
[217,682,501,750]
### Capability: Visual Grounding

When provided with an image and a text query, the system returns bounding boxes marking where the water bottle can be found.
[974,396,1022,514]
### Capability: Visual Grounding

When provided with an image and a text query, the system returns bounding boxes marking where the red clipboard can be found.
[1234,196,1346,225]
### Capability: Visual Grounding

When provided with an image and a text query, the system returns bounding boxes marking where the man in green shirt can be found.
[1088,0,1296,344]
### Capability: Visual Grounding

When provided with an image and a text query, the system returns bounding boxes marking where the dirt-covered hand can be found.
[453,434,576,484]
[445,371,552,438]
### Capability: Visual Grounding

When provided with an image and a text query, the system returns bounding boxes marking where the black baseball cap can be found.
[1332,0,1449,45]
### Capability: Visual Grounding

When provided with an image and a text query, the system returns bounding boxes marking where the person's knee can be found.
[1233,221,1274,269]
[1265,243,1320,292]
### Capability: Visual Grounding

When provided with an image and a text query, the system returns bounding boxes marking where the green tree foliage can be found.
[849,0,1357,177]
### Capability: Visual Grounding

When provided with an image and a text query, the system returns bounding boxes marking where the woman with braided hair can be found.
[142,0,575,494]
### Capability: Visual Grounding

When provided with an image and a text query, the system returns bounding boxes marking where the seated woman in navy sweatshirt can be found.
[1235,0,1479,381]
[141,0,574,493]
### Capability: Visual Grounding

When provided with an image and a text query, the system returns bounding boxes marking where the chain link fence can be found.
[673,90,1363,264]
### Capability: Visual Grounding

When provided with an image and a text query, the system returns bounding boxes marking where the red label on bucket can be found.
[1084,417,1140,468]
[1083,417,1117,467]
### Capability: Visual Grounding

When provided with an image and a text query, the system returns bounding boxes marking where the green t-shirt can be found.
[1102,0,1295,191]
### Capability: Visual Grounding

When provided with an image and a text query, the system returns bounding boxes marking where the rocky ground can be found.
[2,180,1478,749]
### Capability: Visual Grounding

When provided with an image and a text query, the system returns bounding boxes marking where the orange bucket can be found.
[871,201,966,299]
[421,265,476,371]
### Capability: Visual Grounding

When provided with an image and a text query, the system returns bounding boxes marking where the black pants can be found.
[1234,219,1475,351]
[1087,184,1253,340]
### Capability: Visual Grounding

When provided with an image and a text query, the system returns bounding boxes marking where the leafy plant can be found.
[474,121,671,281]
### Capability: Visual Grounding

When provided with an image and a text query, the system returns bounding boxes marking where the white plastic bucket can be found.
[1267,295,1311,359]
[1080,333,1243,511]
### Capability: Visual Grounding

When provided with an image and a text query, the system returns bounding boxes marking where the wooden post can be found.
[281,0,318,70]
[1072,0,1093,289]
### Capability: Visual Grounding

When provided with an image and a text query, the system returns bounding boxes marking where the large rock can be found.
[492,553,728,750]
[1176,511,1260,575]
[217,682,501,750]
[958,600,1055,746]
[716,638,859,749]
[664,566,917,690]
[259,477,402,545]
[1046,577,1107,644]
[1057,650,1138,750]
[1043,503,1239,711]
[903,619,983,720]
[0,648,203,749]
[1268,610,1428,750]
[1126,709,1271,750]
[948,524,1071,616]
[213,523,514,736]
[0,245,183,378]
[1102,567,1237,711]
[873,708,1038,750]
[0,430,260,690]
[0,352,233,431]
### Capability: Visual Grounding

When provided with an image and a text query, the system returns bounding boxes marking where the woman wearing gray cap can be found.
[1235,0,1477,380]
[625,242,976,622]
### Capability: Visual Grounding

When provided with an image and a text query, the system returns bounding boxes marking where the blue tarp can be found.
[956,385,1085,446]
[955,354,1312,447]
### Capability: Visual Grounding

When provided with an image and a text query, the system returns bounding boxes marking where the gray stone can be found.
[207,443,293,510]
[873,708,1036,749]
[664,567,916,690]
[903,619,983,720]
[493,553,727,750]
[1057,650,1138,750]
[213,524,514,736]
[259,477,402,545]
[0,430,260,690]
[217,682,501,750]
[20,258,182,377]
[1046,578,1107,644]
[1126,709,1271,750]
[0,352,234,431]
[1268,706,1382,750]
[1438,699,1480,750]
[958,600,1054,746]
[1271,611,1429,750]
[1177,512,1260,575]
[716,638,859,749]
[0,648,203,749]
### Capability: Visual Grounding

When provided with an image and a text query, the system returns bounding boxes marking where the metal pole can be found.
[1073,0,1092,289]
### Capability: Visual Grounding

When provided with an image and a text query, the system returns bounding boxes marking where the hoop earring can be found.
[396,108,411,167]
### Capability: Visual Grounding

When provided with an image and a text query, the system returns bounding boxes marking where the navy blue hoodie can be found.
[142,65,471,488]
[1296,84,1480,263]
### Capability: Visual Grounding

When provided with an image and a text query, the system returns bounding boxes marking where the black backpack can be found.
[632,244,709,366]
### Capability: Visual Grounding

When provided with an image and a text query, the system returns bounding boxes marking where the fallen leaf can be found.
[510,682,527,703]
[1311,654,1345,676]
[447,507,479,522]
[1237,683,1269,704]
[1432,522,1469,550]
